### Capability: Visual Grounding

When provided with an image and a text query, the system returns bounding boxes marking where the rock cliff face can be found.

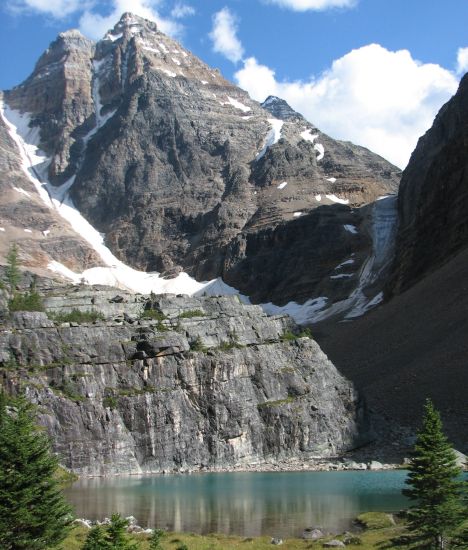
[1,12,400,317]
[0,284,367,476]
[391,73,468,293]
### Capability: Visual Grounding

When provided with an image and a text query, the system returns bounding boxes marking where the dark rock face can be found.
[0,288,368,475]
[222,205,370,305]
[391,73,468,293]
[2,13,400,312]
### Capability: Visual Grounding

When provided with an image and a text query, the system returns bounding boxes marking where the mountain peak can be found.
[261,95,303,121]
[104,12,158,41]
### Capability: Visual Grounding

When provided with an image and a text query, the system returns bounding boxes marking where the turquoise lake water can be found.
[65,470,411,536]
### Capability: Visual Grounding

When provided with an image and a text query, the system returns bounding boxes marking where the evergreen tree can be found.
[81,515,140,550]
[149,528,165,550]
[107,513,139,549]
[5,244,20,291]
[82,525,111,550]
[0,393,73,550]
[403,399,466,549]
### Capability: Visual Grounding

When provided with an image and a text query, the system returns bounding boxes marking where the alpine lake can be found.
[65,470,410,537]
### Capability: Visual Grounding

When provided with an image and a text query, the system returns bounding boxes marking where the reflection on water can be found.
[65,470,409,537]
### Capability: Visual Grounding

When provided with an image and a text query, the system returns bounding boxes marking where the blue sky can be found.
[1,0,467,167]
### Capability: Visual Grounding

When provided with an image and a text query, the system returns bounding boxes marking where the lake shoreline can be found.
[66,458,403,479]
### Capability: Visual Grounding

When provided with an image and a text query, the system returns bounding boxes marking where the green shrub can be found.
[190,337,206,352]
[48,309,104,324]
[179,309,205,319]
[279,328,313,341]
[141,309,166,321]
[103,396,118,409]
[9,291,44,312]
[280,330,297,342]
[5,244,20,290]
[218,340,243,351]
[1,355,18,370]
[54,380,85,402]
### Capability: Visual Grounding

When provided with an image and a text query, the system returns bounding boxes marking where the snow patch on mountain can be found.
[262,297,328,325]
[314,143,325,161]
[343,224,358,234]
[300,129,318,143]
[226,97,251,112]
[326,194,349,205]
[256,118,284,160]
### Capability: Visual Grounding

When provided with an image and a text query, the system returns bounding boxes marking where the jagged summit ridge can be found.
[262,95,305,121]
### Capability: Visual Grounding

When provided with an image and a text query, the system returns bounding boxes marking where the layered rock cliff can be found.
[0,282,367,476]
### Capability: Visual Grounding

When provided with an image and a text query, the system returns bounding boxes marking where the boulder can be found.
[323,540,345,547]
[303,528,324,540]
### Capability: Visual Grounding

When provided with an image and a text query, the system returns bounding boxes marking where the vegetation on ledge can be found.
[47,309,105,324]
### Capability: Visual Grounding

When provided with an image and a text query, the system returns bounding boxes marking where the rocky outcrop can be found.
[0,286,368,476]
[391,73,468,293]
[1,13,400,315]
[5,30,95,183]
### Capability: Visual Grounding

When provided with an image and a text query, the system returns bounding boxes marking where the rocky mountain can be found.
[0,12,400,322]
[0,280,368,476]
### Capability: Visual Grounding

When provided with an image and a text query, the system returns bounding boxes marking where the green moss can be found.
[54,465,78,488]
[48,309,104,324]
[257,396,296,409]
[179,309,206,319]
[356,512,396,529]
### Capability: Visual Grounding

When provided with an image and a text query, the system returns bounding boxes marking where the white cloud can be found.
[79,0,182,39]
[456,47,468,75]
[171,2,195,19]
[7,0,87,17]
[7,0,183,38]
[235,44,458,168]
[263,0,357,11]
[209,7,244,64]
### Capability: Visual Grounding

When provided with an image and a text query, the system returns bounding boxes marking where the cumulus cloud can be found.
[209,7,244,64]
[79,0,182,39]
[235,45,458,168]
[6,0,87,17]
[456,47,468,75]
[263,0,357,11]
[171,2,195,19]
